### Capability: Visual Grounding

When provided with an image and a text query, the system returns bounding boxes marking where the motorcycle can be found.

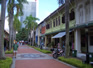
[52,49,64,59]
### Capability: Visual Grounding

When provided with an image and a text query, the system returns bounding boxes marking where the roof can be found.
[37,0,74,27]
[37,4,65,27]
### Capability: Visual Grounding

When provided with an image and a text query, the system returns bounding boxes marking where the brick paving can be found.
[15,45,74,68]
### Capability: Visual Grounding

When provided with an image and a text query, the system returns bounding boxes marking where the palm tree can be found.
[13,15,21,41]
[7,0,28,50]
[0,0,6,59]
[23,15,39,46]
[58,0,70,58]
[32,22,38,46]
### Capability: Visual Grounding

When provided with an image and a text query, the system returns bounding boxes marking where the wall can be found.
[45,20,75,34]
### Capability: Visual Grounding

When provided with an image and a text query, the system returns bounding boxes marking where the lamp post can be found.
[85,26,89,64]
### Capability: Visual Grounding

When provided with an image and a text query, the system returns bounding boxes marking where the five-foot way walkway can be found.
[12,45,76,68]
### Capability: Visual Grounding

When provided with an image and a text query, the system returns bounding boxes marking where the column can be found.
[75,29,81,53]
[45,36,47,47]
[38,36,40,46]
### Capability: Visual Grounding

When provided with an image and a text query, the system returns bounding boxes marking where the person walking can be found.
[13,41,19,58]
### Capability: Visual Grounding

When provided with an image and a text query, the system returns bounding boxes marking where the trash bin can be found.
[89,53,93,62]
[72,50,77,57]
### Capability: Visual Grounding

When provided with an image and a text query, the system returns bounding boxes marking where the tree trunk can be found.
[32,28,35,46]
[9,13,13,50]
[30,30,32,46]
[9,0,14,50]
[28,30,29,44]
[65,0,70,58]
[0,0,6,59]
[13,28,16,41]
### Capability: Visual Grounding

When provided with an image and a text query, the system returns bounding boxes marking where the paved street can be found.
[12,45,75,68]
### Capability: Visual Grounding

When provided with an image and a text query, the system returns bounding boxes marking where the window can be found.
[49,21,52,28]
[46,24,50,29]
[58,16,60,25]
[79,6,83,24]
[53,19,55,27]
[90,36,93,46]
[85,3,90,22]
[70,9,75,20]
[62,15,65,24]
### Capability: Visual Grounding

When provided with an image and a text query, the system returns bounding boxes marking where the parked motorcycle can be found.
[52,49,64,59]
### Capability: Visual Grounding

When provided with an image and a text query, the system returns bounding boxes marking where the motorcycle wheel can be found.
[53,53,58,59]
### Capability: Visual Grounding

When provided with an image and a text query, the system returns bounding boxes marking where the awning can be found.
[52,32,66,38]
[52,31,72,38]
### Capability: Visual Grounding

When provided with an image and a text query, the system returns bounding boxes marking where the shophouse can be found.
[36,21,46,47]
[44,2,75,50]
[75,0,93,58]
[36,0,93,59]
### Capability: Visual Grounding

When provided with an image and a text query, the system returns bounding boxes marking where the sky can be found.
[38,0,59,23]
[27,0,59,23]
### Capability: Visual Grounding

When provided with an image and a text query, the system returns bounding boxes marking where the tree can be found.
[7,0,28,50]
[16,28,28,41]
[58,0,70,58]
[0,0,6,59]
[32,22,38,46]
[13,15,21,41]
[23,15,39,46]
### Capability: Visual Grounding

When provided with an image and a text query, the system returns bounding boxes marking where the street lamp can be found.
[85,26,89,64]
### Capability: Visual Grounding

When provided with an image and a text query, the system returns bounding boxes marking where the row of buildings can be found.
[34,0,93,58]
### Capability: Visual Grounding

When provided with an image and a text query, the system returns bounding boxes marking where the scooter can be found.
[52,49,64,59]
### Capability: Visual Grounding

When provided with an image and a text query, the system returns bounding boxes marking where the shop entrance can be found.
[55,38,59,47]
[81,29,87,53]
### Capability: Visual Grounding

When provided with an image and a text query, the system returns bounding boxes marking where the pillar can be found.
[75,29,81,52]
[45,36,47,47]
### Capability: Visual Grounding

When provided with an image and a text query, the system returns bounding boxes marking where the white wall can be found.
[75,29,81,53]
[90,0,93,21]
[75,0,93,25]
[75,0,93,53]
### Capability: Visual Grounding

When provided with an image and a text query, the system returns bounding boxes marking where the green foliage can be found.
[29,45,52,54]
[0,57,12,68]
[35,47,52,54]
[58,57,93,68]
[23,15,39,30]
[7,0,28,16]
[16,28,28,41]
[13,15,21,31]
[5,49,13,54]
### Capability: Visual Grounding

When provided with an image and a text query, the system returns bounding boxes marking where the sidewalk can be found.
[12,45,75,68]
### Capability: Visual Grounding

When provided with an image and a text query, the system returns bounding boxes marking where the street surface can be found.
[12,45,75,68]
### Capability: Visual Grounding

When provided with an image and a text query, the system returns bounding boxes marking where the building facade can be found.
[75,0,93,58]
[35,0,93,59]
[44,2,75,49]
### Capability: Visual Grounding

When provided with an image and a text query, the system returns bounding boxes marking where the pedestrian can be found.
[13,41,19,58]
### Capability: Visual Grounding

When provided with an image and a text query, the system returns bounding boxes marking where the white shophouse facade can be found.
[75,0,93,57]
